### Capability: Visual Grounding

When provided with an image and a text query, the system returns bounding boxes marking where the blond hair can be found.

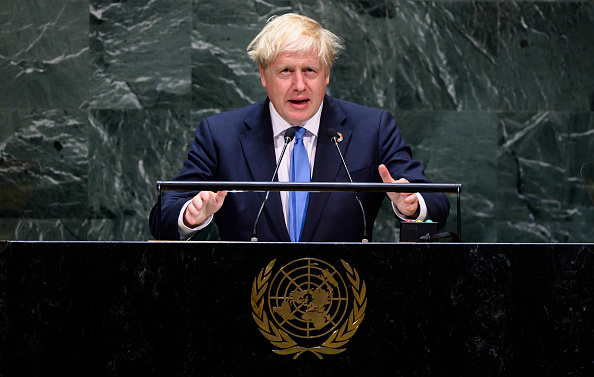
[247,13,344,72]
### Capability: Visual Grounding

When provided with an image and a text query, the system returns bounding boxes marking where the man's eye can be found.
[304,68,317,77]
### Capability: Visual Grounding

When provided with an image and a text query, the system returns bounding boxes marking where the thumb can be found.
[379,164,400,203]
[211,190,227,211]
[378,164,395,183]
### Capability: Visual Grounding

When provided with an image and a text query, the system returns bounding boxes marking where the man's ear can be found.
[325,71,330,85]
[259,66,267,88]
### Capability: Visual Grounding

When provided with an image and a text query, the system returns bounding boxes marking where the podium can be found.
[1,241,592,376]
[1,169,593,375]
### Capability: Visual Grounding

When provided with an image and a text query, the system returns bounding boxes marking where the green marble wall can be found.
[1,0,592,242]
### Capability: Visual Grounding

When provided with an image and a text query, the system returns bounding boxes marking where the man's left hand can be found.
[378,164,419,217]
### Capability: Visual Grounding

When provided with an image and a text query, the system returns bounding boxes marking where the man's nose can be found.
[293,71,306,91]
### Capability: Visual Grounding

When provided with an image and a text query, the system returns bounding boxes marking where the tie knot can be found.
[292,126,306,141]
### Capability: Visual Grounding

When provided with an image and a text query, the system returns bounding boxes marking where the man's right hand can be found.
[183,190,227,228]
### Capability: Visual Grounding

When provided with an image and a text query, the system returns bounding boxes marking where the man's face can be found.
[260,50,329,126]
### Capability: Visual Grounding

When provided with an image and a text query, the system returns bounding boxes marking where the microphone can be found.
[251,127,296,241]
[326,128,369,242]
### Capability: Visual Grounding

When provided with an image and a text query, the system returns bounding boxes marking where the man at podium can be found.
[149,13,449,242]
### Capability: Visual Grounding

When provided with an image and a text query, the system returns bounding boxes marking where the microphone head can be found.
[284,127,296,142]
[326,128,339,142]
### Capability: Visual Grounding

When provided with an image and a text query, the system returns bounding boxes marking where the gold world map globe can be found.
[267,258,349,339]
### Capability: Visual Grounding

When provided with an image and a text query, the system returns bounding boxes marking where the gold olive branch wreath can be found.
[251,259,367,359]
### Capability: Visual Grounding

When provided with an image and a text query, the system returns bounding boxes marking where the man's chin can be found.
[281,109,310,125]
[287,116,311,126]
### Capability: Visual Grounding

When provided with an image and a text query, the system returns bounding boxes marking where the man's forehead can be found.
[271,50,322,66]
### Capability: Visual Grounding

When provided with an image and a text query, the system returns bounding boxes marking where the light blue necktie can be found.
[289,127,310,242]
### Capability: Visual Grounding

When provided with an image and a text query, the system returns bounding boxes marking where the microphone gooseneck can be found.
[251,128,296,241]
[326,128,369,242]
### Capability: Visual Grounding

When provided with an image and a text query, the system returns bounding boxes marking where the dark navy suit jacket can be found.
[149,95,450,241]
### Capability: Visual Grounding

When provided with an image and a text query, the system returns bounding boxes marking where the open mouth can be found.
[289,99,309,105]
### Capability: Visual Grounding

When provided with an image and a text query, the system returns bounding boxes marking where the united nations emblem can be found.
[251,258,367,359]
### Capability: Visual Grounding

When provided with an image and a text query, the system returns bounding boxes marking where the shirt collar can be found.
[270,100,323,138]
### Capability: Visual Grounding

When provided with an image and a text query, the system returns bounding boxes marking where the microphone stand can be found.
[251,128,295,241]
[327,129,369,242]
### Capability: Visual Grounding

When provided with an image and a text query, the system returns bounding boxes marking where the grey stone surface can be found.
[0,109,89,219]
[89,0,191,109]
[1,0,592,242]
[392,1,499,111]
[499,2,594,111]
[396,110,498,242]
[0,0,89,109]
[497,111,594,242]
[88,109,192,240]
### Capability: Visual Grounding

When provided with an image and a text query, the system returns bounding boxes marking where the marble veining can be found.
[0,0,592,242]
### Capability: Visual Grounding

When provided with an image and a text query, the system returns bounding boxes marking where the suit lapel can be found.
[240,101,290,241]
[300,96,352,242]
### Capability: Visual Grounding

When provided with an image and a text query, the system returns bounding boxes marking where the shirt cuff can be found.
[393,193,427,221]
[177,199,213,240]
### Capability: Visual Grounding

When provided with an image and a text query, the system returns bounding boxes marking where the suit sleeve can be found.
[377,110,450,228]
[149,118,218,240]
